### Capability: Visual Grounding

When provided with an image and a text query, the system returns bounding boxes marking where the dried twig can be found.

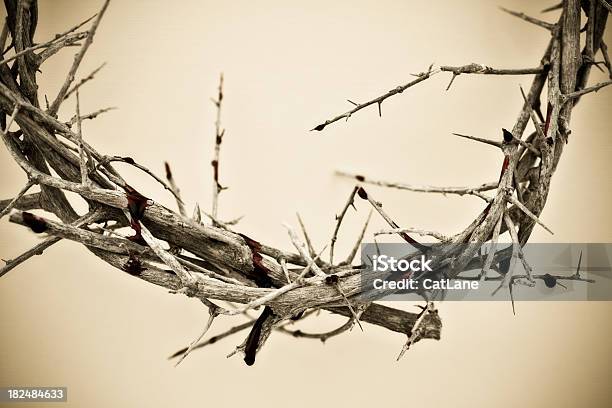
[169,309,319,359]
[499,7,555,30]
[125,210,196,287]
[174,301,222,366]
[284,224,363,327]
[227,247,327,316]
[312,64,437,131]
[541,2,563,13]
[454,128,538,156]
[277,314,360,342]
[0,211,104,278]
[506,194,554,235]
[192,202,202,223]
[562,80,612,101]
[375,227,450,242]
[0,180,35,220]
[329,186,358,265]
[74,90,89,185]
[356,187,429,252]
[492,214,522,297]
[164,162,187,216]
[64,62,106,101]
[599,41,612,78]
[342,210,373,265]
[284,223,326,278]
[451,132,503,148]
[37,32,88,65]
[0,105,35,219]
[336,170,497,199]
[169,320,255,359]
[333,283,363,331]
[480,214,503,280]
[1,103,19,133]
[506,215,534,283]
[296,213,316,258]
[67,106,115,126]
[0,13,96,67]
[519,85,547,142]
[201,211,241,231]
[397,302,435,360]
[280,258,291,284]
[599,0,612,13]
[440,64,545,76]
[211,73,225,223]
[48,0,110,115]
[97,155,183,204]
[441,63,544,90]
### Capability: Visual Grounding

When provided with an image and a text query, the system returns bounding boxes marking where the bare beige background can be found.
[1,1,611,407]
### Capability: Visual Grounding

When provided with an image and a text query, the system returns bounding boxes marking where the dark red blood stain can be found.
[498,257,511,275]
[123,254,145,275]
[127,231,147,246]
[543,102,553,137]
[238,233,274,288]
[502,128,513,143]
[126,185,149,221]
[357,187,368,200]
[398,231,429,252]
[237,234,276,366]
[325,274,339,285]
[481,202,492,217]
[211,159,219,179]
[124,184,151,245]
[386,269,415,284]
[244,306,274,366]
[543,273,557,288]
[211,159,224,191]
[290,310,305,321]
[498,156,510,183]
[22,211,48,233]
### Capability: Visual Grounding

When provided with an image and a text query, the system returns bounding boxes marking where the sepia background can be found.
[1,0,611,407]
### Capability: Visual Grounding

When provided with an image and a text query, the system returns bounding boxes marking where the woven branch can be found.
[0,0,607,366]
